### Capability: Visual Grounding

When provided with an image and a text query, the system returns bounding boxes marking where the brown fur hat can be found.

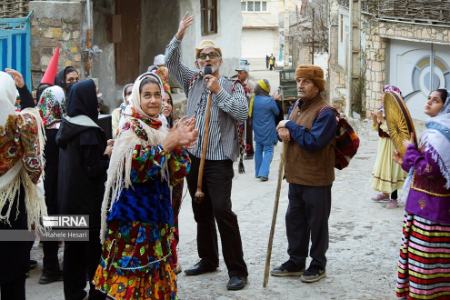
[295,64,325,92]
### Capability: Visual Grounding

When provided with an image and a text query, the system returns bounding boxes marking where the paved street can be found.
[27,70,404,299]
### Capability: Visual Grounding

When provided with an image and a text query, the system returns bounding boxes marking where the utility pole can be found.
[311,6,315,64]
[346,0,361,117]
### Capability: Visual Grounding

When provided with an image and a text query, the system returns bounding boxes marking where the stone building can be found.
[329,0,450,119]
[29,0,243,111]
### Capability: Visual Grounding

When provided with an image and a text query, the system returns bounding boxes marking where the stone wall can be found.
[30,1,83,89]
[363,17,387,113]
[378,22,450,44]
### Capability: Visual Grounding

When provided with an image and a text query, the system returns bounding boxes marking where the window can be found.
[241,1,246,11]
[241,1,267,12]
[255,1,260,11]
[201,0,217,35]
[247,1,254,11]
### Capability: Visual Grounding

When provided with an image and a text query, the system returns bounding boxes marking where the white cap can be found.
[153,54,165,66]
[235,64,249,73]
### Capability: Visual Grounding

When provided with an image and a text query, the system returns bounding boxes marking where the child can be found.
[371,85,406,208]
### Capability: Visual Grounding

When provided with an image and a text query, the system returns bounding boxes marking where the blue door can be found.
[0,12,32,88]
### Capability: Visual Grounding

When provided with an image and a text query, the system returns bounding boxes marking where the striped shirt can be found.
[165,37,248,161]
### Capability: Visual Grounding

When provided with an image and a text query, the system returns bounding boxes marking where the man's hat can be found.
[235,63,249,73]
[295,64,325,92]
[153,54,165,66]
[195,40,222,59]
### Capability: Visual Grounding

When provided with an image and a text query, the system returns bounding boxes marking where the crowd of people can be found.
[1,12,450,300]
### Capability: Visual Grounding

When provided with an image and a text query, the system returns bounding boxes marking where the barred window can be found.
[201,0,218,35]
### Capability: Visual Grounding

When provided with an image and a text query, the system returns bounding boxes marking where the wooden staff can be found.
[263,143,286,288]
[194,92,213,203]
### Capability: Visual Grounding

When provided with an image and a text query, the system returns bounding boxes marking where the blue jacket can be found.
[284,102,337,151]
[253,95,280,145]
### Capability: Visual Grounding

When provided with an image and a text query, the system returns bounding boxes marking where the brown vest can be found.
[284,96,335,186]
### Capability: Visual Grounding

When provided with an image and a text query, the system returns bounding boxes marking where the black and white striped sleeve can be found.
[165,36,197,94]
[213,80,248,122]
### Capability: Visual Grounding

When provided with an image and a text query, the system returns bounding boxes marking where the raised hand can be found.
[5,68,25,88]
[176,13,194,40]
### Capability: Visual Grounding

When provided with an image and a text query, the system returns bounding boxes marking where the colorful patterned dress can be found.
[396,144,450,299]
[93,118,190,300]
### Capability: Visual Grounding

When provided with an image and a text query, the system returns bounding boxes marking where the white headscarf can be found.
[117,72,166,132]
[420,93,450,188]
[0,71,18,126]
[129,72,165,118]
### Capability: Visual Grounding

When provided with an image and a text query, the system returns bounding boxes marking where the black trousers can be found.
[0,275,25,300]
[63,228,105,300]
[42,155,60,273]
[186,155,248,277]
[286,183,332,270]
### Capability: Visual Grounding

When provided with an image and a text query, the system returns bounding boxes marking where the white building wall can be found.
[241,28,278,59]
[179,0,242,77]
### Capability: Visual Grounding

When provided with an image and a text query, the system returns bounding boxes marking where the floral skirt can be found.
[93,220,177,300]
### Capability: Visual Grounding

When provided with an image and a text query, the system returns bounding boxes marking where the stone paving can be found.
[26,69,404,299]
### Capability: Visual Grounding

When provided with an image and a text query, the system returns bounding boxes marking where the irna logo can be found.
[42,215,89,228]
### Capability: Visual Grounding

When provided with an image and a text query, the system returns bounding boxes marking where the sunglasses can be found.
[198,52,220,60]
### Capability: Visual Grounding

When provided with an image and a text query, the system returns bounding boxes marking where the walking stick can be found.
[263,143,286,288]
[194,91,213,203]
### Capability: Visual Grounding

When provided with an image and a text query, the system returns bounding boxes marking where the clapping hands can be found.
[163,116,198,152]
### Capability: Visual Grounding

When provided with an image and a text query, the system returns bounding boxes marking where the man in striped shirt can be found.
[165,15,249,291]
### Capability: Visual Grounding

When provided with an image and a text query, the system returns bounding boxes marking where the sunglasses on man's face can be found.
[198,52,220,60]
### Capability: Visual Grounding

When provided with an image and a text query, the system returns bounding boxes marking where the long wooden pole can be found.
[263,143,286,288]
[194,92,213,203]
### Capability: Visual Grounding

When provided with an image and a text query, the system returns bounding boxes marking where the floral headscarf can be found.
[37,85,65,129]
[380,84,403,115]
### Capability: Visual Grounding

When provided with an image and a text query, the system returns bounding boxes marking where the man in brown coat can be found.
[271,65,337,283]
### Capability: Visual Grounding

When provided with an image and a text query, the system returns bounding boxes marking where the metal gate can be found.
[0,12,32,88]
[389,39,450,121]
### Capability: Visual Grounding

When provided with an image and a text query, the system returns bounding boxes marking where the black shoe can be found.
[184,261,217,276]
[227,276,247,291]
[260,176,268,182]
[270,260,304,277]
[244,154,254,160]
[300,265,326,283]
[39,270,63,284]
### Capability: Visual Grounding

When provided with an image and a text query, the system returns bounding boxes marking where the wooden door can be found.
[115,0,140,85]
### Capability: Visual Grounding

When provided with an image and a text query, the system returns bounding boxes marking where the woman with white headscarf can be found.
[0,71,46,299]
[93,72,197,299]
[394,89,450,299]
[36,86,66,284]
